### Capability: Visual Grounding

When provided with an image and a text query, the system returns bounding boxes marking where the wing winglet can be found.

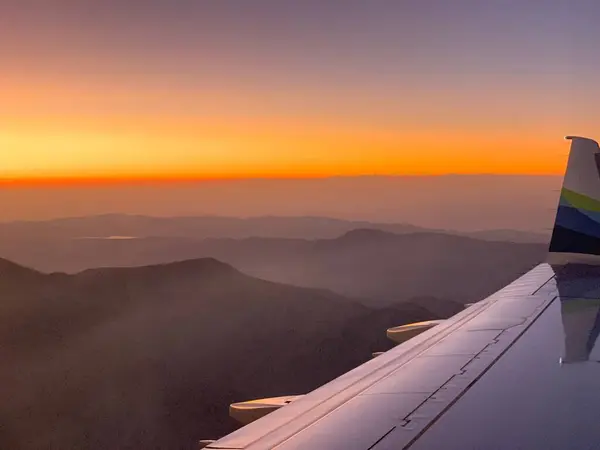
[548,136,600,264]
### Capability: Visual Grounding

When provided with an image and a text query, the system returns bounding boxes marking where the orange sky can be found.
[0,107,573,181]
[1,2,596,181]
[0,78,575,180]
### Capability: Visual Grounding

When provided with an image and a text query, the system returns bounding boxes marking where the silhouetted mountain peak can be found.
[145,257,237,274]
[0,257,42,278]
[80,257,241,281]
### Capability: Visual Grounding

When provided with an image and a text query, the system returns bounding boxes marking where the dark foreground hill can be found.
[0,257,437,450]
[2,229,547,308]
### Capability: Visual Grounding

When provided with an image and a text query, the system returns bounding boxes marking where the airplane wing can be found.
[206,136,600,450]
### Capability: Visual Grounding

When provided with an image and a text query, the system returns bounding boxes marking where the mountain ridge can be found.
[0,228,546,311]
[0,255,442,449]
[0,214,550,242]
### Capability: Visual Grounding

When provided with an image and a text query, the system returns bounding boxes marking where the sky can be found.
[0,0,599,180]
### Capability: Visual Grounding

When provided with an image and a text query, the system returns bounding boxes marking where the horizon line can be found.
[0,172,563,186]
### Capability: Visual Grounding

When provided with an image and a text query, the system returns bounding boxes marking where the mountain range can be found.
[0,219,548,309]
[0,215,551,448]
[0,214,550,242]
[0,257,438,450]
[1,175,561,232]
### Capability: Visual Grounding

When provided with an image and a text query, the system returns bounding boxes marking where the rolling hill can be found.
[0,257,437,450]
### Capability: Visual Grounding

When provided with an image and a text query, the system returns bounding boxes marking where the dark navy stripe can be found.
[555,205,600,239]
[550,225,600,255]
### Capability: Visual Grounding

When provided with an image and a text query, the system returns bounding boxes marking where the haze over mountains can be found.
[0,214,550,242]
[0,215,547,310]
[0,257,437,450]
[1,175,561,231]
[0,211,552,449]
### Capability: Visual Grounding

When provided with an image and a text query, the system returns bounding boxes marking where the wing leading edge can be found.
[208,136,600,450]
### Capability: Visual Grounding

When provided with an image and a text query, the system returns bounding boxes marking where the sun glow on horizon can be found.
[0,110,571,182]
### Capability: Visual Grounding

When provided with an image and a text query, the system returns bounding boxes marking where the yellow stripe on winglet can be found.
[562,188,600,212]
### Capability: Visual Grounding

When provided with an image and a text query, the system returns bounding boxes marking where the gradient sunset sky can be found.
[1,0,598,180]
